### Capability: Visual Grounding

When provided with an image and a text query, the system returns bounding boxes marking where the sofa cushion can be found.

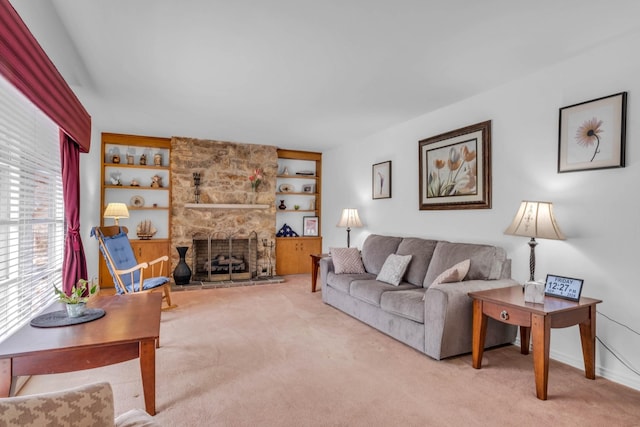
[326,271,376,294]
[0,382,114,427]
[396,238,438,286]
[350,279,416,306]
[330,247,366,274]
[380,288,427,323]
[361,235,403,275]
[431,259,470,286]
[376,254,412,285]
[423,241,504,287]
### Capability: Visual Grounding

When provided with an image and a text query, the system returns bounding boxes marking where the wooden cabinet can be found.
[99,133,172,288]
[275,237,322,275]
[275,149,322,275]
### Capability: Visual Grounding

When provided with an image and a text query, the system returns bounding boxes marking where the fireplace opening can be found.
[192,232,258,282]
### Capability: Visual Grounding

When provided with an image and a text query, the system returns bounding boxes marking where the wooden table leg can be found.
[139,339,156,415]
[311,255,320,292]
[0,359,11,397]
[531,313,550,400]
[519,326,531,355]
[472,299,487,369]
[579,304,597,380]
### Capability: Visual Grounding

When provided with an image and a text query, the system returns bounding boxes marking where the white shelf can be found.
[185,203,270,209]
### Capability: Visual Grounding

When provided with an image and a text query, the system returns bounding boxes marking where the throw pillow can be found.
[330,247,365,274]
[376,254,412,286]
[430,259,470,286]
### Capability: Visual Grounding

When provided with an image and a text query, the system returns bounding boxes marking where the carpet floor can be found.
[19,275,640,426]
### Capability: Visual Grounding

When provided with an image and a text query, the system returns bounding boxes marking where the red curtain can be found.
[60,132,88,292]
[0,0,91,152]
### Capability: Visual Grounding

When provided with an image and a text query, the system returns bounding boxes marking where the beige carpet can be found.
[19,275,640,426]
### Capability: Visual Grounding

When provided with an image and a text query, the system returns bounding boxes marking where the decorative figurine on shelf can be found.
[130,179,139,187]
[126,154,134,165]
[139,154,147,165]
[150,175,163,188]
[154,152,162,166]
[109,172,122,186]
[112,154,120,164]
[279,200,287,210]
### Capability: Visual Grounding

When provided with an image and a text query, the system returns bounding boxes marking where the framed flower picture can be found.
[372,161,391,199]
[418,121,491,210]
[558,92,627,173]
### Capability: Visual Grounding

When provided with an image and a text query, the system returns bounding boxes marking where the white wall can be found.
[322,30,640,390]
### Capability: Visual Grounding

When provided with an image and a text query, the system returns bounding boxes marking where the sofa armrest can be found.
[319,257,334,288]
[423,278,519,360]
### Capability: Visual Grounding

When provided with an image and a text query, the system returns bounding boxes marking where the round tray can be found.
[30,308,106,328]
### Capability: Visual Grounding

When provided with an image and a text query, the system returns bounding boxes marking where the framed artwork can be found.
[302,183,315,193]
[372,161,391,199]
[302,216,319,236]
[558,92,627,173]
[418,120,491,210]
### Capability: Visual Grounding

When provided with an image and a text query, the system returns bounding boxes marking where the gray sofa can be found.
[320,234,517,360]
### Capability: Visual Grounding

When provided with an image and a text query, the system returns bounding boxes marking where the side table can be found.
[468,285,601,400]
[310,253,330,292]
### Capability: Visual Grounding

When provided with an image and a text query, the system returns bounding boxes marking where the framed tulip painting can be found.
[372,161,391,199]
[418,120,491,210]
[558,92,627,173]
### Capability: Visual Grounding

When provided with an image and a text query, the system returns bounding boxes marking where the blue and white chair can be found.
[91,226,175,309]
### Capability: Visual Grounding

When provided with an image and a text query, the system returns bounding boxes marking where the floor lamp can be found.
[336,208,362,248]
[504,200,565,281]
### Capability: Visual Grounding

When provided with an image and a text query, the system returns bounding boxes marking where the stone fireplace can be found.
[170,137,278,281]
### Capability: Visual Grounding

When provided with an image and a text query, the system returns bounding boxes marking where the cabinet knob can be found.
[500,310,509,321]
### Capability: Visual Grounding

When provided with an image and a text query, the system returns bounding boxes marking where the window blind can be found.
[0,73,63,342]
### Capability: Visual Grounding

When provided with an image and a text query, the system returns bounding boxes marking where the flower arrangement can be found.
[249,168,263,191]
[53,279,98,304]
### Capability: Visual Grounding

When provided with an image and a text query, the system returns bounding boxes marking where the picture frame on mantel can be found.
[558,92,627,173]
[418,120,491,210]
[372,161,391,199]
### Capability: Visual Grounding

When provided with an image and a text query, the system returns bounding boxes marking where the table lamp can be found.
[336,208,362,248]
[504,200,565,281]
[103,202,129,225]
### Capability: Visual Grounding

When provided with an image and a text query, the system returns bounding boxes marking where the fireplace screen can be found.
[192,232,258,282]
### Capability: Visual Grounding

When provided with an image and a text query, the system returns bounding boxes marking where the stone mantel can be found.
[184,203,270,209]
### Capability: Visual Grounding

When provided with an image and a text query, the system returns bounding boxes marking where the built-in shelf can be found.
[185,203,270,209]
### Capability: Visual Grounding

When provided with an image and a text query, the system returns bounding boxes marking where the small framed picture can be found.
[544,274,584,302]
[372,161,391,199]
[302,183,315,193]
[302,216,319,236]
[558,92,627,173]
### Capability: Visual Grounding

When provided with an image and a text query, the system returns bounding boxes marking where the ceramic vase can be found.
[173,246,192,285]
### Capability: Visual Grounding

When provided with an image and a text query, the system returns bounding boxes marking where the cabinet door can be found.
[276,237,321,275]
[131,240,171,276]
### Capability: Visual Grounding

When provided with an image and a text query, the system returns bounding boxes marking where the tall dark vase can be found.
[173,246,192,285]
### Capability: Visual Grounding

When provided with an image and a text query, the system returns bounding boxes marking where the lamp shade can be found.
[504,201,565,240]
[103,202,129,225]
[336,208,363,228]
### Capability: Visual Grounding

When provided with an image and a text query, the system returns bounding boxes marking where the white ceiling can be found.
[11,0,640,151]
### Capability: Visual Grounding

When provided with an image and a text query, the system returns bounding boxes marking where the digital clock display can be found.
[544,274,583,301]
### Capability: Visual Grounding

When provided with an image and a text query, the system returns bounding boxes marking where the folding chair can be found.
[91,225,176,309]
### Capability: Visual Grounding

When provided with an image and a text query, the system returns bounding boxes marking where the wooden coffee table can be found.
[468,286,601,400]
[0,293,162,415]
